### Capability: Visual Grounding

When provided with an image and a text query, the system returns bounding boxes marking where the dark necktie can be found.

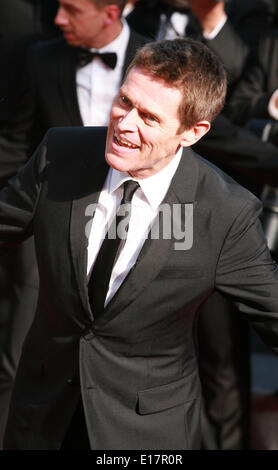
[76,48,117,69]
[88,180,139,316]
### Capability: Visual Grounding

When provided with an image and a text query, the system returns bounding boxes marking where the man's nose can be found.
[54,7,68,26]
[117,108,139,131]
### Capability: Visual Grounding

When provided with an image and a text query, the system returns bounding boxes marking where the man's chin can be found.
[62,33,78,46]
[105,152,130,173]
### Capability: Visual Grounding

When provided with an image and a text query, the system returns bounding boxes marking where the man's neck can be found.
[87,20,123,49]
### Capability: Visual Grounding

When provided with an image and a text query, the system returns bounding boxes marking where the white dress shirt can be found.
[87,148,183,307]
[76,19,130,127]
[157,12,189,40]
[157,11,227,41]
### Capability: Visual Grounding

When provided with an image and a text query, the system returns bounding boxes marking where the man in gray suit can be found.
[2,38,278,450]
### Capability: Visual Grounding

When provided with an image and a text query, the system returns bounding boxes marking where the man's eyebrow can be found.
[118,88,160,121]
[118,87,130,100]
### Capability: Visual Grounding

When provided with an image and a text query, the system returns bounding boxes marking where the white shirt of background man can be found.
[157,11,227,41]
[76,19,130,127]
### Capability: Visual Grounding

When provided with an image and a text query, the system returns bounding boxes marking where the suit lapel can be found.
[58,42,83,126]
[121,29,149,81]
[69,128,108,320]
[97,147,199,326]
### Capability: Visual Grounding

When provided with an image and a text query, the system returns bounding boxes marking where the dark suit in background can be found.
[0,0,59,447]
[225,0,278,56]
[226,31,278,126]
[0,0,59,122]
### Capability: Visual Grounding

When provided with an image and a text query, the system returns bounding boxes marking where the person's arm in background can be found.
[0,129,48,258]
[226,33,278,126]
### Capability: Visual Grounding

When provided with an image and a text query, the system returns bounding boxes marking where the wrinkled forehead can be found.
[123,66,181,95]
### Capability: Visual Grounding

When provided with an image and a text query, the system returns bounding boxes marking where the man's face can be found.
[105,67,190,179]
[55,0,106,48]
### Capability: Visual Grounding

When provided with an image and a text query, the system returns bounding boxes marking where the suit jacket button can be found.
[67,378,74,385]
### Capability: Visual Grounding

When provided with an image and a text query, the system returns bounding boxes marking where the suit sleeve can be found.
[215,197,278,353]
[0,131,47,255]
[225,35,276,125]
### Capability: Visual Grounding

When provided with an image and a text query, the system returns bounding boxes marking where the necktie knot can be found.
[121,180,140,204]
[76,48,117,69]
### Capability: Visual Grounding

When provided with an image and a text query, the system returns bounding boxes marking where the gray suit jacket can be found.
[2,126,278,450]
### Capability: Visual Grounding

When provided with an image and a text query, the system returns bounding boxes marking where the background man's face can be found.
[105,67,188,179]
[55,0,105,47]
[163,0,189,9]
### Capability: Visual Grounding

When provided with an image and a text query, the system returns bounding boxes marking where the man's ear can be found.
[103,5,121,27]
[180,121,211,147]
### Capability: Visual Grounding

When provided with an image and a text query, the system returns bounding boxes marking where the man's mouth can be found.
[114,134,140,150]
[62,30,73,38]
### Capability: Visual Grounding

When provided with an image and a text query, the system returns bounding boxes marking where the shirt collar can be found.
[89,19,130,69]
[106,147,183,210]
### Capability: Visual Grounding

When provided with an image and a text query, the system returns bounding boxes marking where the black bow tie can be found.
[76,48,117,69]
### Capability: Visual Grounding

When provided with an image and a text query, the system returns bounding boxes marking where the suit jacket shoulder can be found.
[43,126,108,168]
[189,148,261,214]
[207,20,249,91]
[28,36,75,68]
[128,28,150,50]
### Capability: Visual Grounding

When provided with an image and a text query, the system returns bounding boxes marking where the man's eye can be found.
[120,96,129,106]
[142,112,156,122]
[65,5,76,14]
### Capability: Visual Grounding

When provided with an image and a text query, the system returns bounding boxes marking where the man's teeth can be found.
[115,135,138,149]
